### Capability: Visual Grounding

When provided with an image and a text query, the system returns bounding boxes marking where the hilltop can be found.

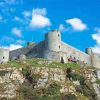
[0,58,100,100]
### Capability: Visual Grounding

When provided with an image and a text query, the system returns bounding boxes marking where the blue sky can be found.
[0,0,100,53]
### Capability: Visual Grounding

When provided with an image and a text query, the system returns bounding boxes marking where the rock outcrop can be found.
[0,59,100,100]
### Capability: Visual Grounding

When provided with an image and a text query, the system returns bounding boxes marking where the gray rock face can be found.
[93,83,100,100]
[32,67,66,88]
[19,54,26,61]
[0,66,100,99]
[0,68,24,99]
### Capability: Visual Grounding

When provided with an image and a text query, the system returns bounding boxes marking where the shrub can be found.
[75,83,97,100]
[0,71,8,76]
[95,79,100,84]
[71,73,85,85]
[0,97,7,100]
[18,81,61,100]
[61,93,78,100]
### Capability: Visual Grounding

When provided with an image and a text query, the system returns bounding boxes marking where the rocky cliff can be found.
[0,58,100,100]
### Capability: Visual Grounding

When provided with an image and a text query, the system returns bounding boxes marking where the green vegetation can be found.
[0,97,8,100]
[17,81,61,100]
[7,60,22,68]
[61,93,77,100]
[0,71,8,76]
[22,67,40,84]
[0,58,98,100]
[71,73,85,85]
[95,79,100,84]
[75,82,97,100]
[7,58,48,68]
[6,58,80,70]
[0,83,5,92]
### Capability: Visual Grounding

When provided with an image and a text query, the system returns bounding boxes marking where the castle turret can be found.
[86,48,92,55]
[45,30,61,52]
[0,48,9,64]
[86,48,93,67]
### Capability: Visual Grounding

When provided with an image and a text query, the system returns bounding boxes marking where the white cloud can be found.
[91,29,100,54]
[9,44,23,51]
[59,24,69,32]
[66,18,87,31]
[14,16,23,23]
[11,27,22,37]
[16,40,25,44]
[0,0,23,16]
[22,11,31,18]
[30,8,51,28]
[92,45,100,54]
[0,15,3,21]
[0,44,22,51]
[92,30,100,44]
[4,0,23,5]
[32,8,47,16]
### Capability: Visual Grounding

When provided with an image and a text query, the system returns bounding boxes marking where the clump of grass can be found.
[67,62,80,69]
[95,80,100,84]
[7,60,22,68]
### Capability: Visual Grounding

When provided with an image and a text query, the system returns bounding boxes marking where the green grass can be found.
[95,79,100,84]
[18,81,61,100]
[7,60,22,68]
[2,58,80,70]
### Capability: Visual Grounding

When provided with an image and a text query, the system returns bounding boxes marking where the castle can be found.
[0,30,100,68]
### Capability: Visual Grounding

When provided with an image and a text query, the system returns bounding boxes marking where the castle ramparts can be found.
[0,30,100,68]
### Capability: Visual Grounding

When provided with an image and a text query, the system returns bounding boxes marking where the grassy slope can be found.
[0,58,97,100]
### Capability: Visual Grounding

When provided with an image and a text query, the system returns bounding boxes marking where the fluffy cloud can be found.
[66,18,87,31]
[11,27,22,37]
[91,29,100,54]
[92,29,100,44]
[92,45,100,54]
[30,8,51,28]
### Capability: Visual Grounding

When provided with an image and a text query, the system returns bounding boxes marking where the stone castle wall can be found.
[10,41,45,60]
[92,53,100,69]
[9,30,100,68]
[61,42,91,65]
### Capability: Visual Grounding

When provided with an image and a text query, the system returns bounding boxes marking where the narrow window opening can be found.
[61,57,64,63]
[59,45,60,49]
[3,57,4,59]
[58,34,59,37]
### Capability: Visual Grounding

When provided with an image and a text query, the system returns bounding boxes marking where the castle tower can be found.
[86,48,92,55]
[86,48,93,66]
[43,30,63,62]
[45,30,61,52]
[0,48,9,64]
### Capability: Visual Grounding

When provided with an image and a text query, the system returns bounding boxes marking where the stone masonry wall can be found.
[10,41,45,60]
[61,42,91,65]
